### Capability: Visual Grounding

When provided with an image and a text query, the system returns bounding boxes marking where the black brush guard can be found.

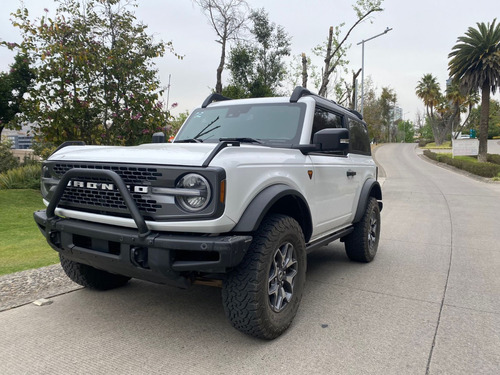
[34,169,252,288]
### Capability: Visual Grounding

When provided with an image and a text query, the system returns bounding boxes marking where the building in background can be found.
[2,124,34,149]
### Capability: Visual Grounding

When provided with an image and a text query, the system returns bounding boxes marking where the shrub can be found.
[0,164,41,189]
[423,149,438,160]
[423,150,500,178]
[487,153,500,165]
[0,141,20,174]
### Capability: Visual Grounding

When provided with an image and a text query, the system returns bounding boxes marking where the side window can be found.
[311,107,343,142]
[348,118,371,155]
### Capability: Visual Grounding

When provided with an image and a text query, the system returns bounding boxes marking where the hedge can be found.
[423,150,500,178]
[487,153,500,165]
[0,164,41,190]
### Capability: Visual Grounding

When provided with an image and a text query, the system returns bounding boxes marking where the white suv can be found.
[34,86,382,339]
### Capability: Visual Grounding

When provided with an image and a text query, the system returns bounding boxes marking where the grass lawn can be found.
[0,189,59,276]
[423,141,452,149]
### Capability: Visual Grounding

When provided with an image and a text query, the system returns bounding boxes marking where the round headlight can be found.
[176,173,211,212]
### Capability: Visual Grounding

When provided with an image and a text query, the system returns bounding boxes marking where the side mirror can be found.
[152,132,166,143]
[313,128,349,152]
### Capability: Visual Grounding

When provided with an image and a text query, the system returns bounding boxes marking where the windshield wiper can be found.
[175,138,203,143]
[194,116,220,139]
[219,137,263,144]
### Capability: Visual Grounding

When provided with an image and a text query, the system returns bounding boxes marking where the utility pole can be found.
[357,27,392,116]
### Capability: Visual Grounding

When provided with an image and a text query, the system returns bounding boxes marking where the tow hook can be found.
[131,247,149,269]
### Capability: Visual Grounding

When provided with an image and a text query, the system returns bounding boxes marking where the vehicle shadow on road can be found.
[43,242,362,345]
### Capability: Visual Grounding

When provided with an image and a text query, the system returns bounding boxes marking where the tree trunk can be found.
[318,27,334,97]
[351,68,361,110]
[301,53,308,88]
[478,83,490,162]
[216,38,226,94]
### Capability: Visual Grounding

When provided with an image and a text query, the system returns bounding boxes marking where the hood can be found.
[48,143,220,167]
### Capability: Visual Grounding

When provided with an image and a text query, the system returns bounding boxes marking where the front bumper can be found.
[34,210,252,288]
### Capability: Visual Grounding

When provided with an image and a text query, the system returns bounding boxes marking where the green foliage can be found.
[423,149,500,177]
[225,8,291,98]
[380,87,396,128]
[0,164,41,190]
[167,110,190,140]
[448,18,500,161]
[359,78,382,141]
[487,153,500,165]
[448,19,500,95]
[0,141,20,174]
[0,52,35,137]
[416,74,478,145]
[5,0,181,147]
[397,119,415,143]
[469,99,500,138]
[416,74,441,116]
[0,189,58,275]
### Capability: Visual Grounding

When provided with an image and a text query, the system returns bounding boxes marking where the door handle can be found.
[347,170,356,177]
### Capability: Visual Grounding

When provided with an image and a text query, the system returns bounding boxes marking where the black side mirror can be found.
[152,132,166,143]
[313,128,349,152]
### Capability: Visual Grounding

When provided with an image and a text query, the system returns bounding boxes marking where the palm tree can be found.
[416,74,444,144]
[415,74,442,119]
[448,19,500,162]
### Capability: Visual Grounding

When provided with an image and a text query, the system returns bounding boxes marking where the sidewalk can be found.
[0,264,81,311]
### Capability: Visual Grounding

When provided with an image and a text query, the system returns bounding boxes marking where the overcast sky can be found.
[1,0,499,123]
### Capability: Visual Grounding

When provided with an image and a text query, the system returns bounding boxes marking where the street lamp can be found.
[357,27,392,116]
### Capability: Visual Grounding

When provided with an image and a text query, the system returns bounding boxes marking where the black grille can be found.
[53,163,162,185]
[52,163,163,215]
[44,161,225,221]
[60,185,161,213]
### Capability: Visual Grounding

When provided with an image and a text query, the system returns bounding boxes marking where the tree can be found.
[0,53,35,138]
[397,119,414,143]
[448,19,500,162]
[0,140,19,174]
[379,87,397,142]
[469,99,500,139]
[316,0,383,97]
[359,77,382,141]
[416,74,445,144]
[5,0,180,147]
[416,74,441,119]
[193,0,249,94]
[416,74,478,145]
[224,8,291,98]
[441,82,478,139]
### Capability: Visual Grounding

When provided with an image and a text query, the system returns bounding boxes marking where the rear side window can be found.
[348,118,371,155]
[311,107,343,142]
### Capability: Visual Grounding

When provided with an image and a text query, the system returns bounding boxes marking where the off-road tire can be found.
[345,197,380,262]
[60,254,130,290]
[222,214,306,340]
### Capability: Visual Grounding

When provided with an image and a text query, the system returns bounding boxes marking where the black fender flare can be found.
[353,178,383,223]
[232,184,313,241]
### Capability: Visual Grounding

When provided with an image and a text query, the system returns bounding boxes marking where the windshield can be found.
[175,103,306,144]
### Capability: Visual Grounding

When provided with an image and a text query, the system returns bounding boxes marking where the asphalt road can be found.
[1,144,499,374]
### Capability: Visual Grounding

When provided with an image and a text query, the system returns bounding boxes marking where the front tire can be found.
[60,254,131,290]
[345,197,381,262]
[222,214,306,339]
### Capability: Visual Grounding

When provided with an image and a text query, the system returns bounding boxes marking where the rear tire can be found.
[222,214,306,339]
[345,197,380,262]
[60,254,130,290]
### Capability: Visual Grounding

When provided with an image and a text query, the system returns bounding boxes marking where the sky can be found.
[1,0,499,123]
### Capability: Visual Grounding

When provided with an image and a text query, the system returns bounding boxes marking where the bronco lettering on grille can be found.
[67,180,148,194]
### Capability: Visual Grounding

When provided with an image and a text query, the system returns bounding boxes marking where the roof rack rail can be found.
[348,109,363,120]
[290,86,338,105]
[290,86,312,103]
[201,93,232,108]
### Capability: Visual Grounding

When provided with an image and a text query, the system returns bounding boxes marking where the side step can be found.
[305,226,353,253]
